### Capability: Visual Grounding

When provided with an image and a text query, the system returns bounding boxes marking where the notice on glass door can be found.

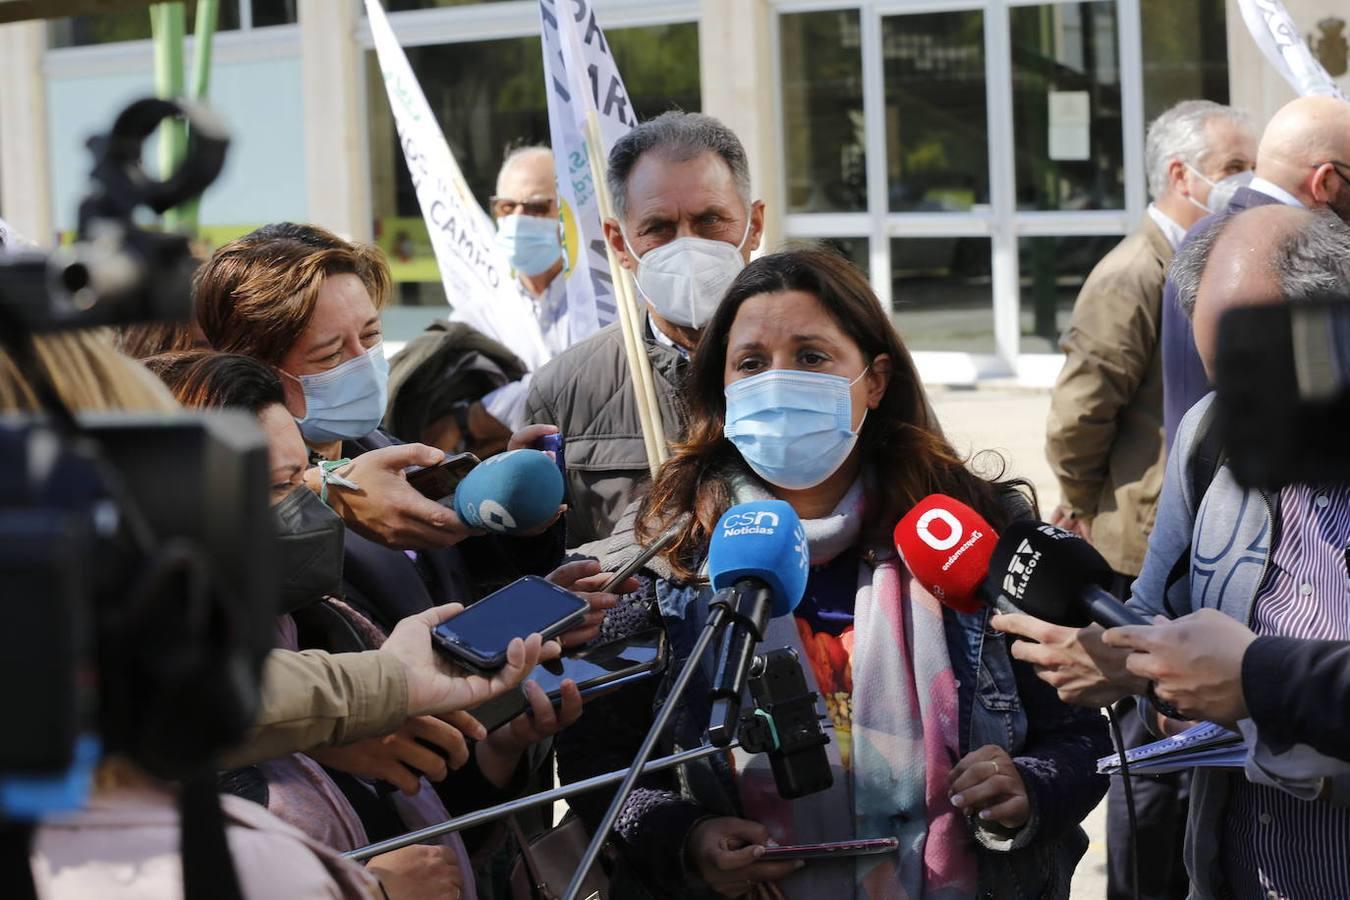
[1048,91,1090,161]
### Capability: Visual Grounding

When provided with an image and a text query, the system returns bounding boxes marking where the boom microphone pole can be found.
[560,500,810,900]
[344,741,734,861]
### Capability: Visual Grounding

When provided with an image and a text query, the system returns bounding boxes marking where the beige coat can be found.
[226,648,408,768]
[1046,219,1172,577]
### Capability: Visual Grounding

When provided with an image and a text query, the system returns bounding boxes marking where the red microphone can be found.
[894,494,1007,615]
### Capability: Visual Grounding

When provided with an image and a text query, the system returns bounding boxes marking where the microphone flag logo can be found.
[915,506,963,551]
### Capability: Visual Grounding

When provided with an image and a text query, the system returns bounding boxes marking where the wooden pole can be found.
[582,112,668,475]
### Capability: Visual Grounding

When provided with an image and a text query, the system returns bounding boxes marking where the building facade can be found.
[2,0,1348,379]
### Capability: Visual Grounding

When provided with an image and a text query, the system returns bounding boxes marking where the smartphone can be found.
[432,575,589,670]
[601,513,691,592]
[757,837,900,861]
[469,630,668,731]
[405,452,479,501]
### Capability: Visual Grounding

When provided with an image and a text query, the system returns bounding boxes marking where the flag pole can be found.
[582,112,668,475]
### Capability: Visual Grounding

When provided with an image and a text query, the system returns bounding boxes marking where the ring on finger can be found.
[989,759,1000,776]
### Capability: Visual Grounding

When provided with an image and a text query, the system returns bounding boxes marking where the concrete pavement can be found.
[928,384,1110,900]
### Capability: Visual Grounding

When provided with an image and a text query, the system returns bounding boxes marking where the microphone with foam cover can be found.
[452,449,563,534]
[894,494,1015,615]
[984,521,1149,629]
[705,500,810,747]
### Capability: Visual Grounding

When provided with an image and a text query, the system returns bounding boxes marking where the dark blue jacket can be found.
[1160,187,1283,449]
[1245,636,1350,762]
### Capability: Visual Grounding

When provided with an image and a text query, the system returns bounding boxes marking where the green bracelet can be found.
[317,457,359,506]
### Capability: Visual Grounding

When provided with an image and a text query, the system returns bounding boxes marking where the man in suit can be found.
[1044,99,1255,900]
[1162,95,1350,447]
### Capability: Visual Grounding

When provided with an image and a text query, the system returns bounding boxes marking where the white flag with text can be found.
[1237,0,1346,100]
[538,0,637,343]
[366,0,551,370]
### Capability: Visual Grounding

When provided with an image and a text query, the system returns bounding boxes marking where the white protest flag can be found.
[1237,0,1347,100]
[365,0,551,370]
[540,0,668,472]
[537,0,636,343]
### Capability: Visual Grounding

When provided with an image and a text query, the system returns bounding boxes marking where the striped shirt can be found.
[1223,483,1350,900]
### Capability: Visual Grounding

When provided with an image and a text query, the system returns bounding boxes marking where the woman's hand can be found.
[380,602,560,717]
[477,679,584,788]
[545,559,640,649]
[307,715,470,795]
[687,817,802,897]
[367,844,464,900]
[307,443,486,550]
[947,745,1031,829]
[507,423,559,453]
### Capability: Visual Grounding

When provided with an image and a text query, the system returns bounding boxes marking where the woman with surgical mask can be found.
[557,249,1111,900]
[192,226,635,893]
[150,349,476,900]
[192,223,581,630]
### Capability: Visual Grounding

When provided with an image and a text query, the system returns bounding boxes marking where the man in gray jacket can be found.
[997,204,1350,899]
[524,112,764,546]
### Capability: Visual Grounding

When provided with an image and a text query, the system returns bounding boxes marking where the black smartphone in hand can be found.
[758,838,899,861]
[469,630,667,731]
[431,575,588,670]
[405,451,479,501]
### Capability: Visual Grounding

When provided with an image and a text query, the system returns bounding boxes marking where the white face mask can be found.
[1185,163,1253,215]
[622,217,752,329]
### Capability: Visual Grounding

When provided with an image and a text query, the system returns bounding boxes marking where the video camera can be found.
[0,98,277,821]
[1215,295,1350,489]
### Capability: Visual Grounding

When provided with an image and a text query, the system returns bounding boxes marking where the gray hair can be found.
[1144,100,1252,200]
[496,144,553,188]
[1274,208,1350,302]
[1169,208,1236,318]
[606,111,751,220]
[1170,207,1350,318]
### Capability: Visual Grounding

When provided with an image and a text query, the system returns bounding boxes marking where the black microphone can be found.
[707,581,777,747]
[983,521,1150,629]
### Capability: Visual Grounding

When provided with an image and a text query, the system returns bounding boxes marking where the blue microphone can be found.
[706,500,810,746]
[453,449,563,534]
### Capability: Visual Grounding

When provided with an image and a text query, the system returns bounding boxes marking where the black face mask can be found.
[272,485,345,614]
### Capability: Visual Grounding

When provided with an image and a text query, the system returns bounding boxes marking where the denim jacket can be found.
[558,527,1108,900]
[1127,393,1350,899]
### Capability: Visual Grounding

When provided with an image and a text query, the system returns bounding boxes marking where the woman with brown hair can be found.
[191,223,576,631]
[150,349,473,900]
[558,248,1109,900]
[191,224,633,890]
[193,222,496,554]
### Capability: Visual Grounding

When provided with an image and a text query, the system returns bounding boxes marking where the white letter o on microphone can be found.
[916,508,963,551]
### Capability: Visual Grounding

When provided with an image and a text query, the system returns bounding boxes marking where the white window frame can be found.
[353,0,700,50]
[773,0,1145,381]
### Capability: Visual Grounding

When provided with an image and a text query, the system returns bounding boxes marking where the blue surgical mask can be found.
[496,213,563,277]
[723,368,869,490]
[291,342,390,444]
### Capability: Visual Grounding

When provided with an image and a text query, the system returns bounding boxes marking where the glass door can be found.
[778,0,1145,367]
